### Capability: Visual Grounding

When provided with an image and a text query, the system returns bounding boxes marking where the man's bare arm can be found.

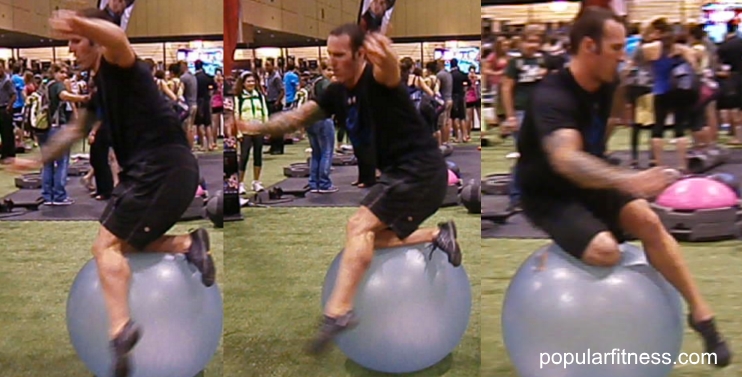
[40,109,95,164]
[256,101,327,137]
[545,129,633,189]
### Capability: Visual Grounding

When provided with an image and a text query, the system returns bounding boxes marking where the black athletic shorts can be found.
[100,144,200,250]
[361,151,448,239]
[195,98,212,126]
[521,188,637,259]
[450,95,466,120]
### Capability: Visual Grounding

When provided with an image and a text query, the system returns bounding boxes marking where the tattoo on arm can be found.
[259,101,327,137]
[40,111,91,164]
[544,130,632,190]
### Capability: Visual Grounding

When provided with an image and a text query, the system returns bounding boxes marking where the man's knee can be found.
[621,199,665,239]
[346,209,378,239]
[582,232,621,267]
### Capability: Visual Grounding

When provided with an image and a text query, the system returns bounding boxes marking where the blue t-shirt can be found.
[651,55,673,95]
[12,74,24,108]
[283,71,299,104]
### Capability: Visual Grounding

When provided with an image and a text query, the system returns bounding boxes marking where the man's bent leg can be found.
[619,199,731,367]
[92,225,141,377]
[308,206,386,355]
[325,206,387,318]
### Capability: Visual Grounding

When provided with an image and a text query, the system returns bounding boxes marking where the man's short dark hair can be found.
[450,58,459,68]
[329,23,366,53]
[194,60,204,70]
[569,6,623,55]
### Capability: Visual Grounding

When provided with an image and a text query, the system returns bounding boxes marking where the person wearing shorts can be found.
[238,24,463,355]
[516,7,730,368]
[11,8,217,377]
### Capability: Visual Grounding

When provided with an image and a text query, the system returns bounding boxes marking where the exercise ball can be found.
[321,243,472,374]
[708,172,741,198]
[447,170,460,186]
[459,180,481,214]
[445,160,461,178]
[66,253,223,377]
[502,243,683,377]
[205,190,223,228]
[656,177,738,210]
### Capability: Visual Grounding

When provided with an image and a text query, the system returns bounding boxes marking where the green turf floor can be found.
[225,136,482,376]
[0,142,224,376]
[481,127,742,376]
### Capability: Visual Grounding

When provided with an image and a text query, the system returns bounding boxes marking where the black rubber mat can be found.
[0,153,222,221]
[255,145,481,208]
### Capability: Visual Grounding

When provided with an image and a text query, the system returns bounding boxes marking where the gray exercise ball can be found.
[66,253,223,377]
[502,243,683,377]
[321,243,472,373]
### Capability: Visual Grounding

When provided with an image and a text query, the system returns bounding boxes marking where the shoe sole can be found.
[306,317,359,356]
[193,229,216,287]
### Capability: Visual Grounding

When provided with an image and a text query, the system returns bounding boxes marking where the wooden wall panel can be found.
[388,0,479,38]
[125,0,221,38]
[242,0,354,40]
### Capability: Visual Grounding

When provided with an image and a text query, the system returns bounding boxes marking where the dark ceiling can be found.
[482,0,579,5]
[240,26,325,48]
[0,29,61,49]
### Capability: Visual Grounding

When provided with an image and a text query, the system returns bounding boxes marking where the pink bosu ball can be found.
[656,177,739,210]
[448,170,459,186]
[196,186,206,198]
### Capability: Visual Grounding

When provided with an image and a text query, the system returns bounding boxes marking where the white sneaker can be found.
[239,183,246,194]
[239,197,249,207]
[506,152,520,160]
[252,181,265,192]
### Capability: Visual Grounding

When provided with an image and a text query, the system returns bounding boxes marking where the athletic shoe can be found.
[306,311,358,355]
[433,221,462,267]
[185,228,216,287]
[318,186,339,193]
[53,198,75,206]
[688,315,732,368]
[252,181,265,192]
[239,183,246,195]
[111,320,142,377]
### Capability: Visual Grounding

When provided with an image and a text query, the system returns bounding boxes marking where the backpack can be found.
[25,81,59,132]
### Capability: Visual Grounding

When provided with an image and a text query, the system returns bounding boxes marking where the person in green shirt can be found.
[234,70,269,194]
[306,60,338,193]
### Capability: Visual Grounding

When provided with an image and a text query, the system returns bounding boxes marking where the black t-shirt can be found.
[195,71,215,100]
[717,36,742,74]
[91,57,188,168]
[314,64,438,170]
[450,68,470,97]
[516,68,616,196]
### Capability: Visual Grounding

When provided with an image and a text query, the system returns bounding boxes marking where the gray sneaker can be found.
[318,186,339,193]
[53,198,75,206]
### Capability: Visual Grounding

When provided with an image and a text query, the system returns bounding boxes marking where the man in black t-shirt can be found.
[517,7,730,368]
[238,24,462,355]
[8,9,216,377]
[449,58,470,142]
[194,60,216,150]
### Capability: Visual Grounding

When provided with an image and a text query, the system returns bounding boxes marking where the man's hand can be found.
[363,33,393,67]
[1,157,41,174]
[619,167,680,199]
[49,10,84,41]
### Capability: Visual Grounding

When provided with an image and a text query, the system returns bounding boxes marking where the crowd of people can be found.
[0,57,220,206]
[482,16,742,212]
[229,53,481,201]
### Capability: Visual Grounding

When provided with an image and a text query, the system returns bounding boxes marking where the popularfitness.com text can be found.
[540,349,717,369]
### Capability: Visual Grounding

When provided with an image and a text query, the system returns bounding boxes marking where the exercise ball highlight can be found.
[321,243,472,374]
[656,177,738,210]
[502,243,683,377]
[66,253,223,377]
